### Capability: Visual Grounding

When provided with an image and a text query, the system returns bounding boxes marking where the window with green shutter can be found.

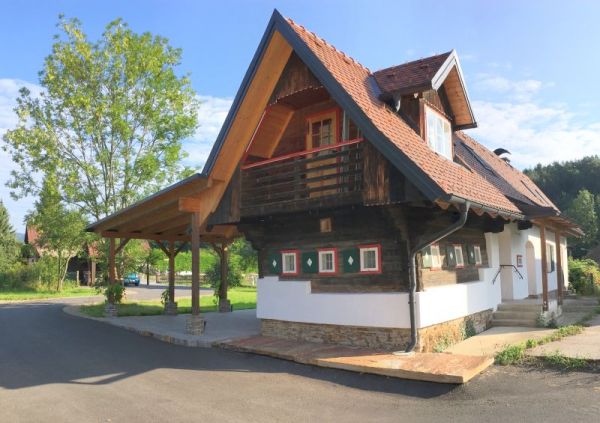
[267,251,282,274]
[342,248,360,273]
[301,251,318,273]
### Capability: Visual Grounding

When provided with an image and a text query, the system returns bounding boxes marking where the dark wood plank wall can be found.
[207,168,241,225]
[362,142,390,205]
[269,52,322,104]
[242,206,409,293]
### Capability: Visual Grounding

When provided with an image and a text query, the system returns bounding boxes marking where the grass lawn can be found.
[80,286,257,318]
[0,287,99,301]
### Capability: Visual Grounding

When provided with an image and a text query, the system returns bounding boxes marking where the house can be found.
[87,10,581,349]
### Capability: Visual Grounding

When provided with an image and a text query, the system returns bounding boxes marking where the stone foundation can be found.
[185,315,206,335]
[103,303,118,318]
[164,301,178,316]
[261,309,493,351]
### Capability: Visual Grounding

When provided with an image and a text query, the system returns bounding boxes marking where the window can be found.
[546,244,555,273]
[320,218,332,233]
[454,245,465,268]
[359,244,382,273]
[430,244,442,269]
[473,245,482,266]
[281,250,299,275]
[318,249,337,274]
[425,105,452,160]
[306,110,338,149]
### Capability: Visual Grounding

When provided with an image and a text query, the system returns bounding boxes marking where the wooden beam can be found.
[191,212,201,316]
[157,241,170,257]
[102,231,189,242]
[109,238,116,285]
[555,230,564,306]
[168,241,176,304]
[115,238,130,255]
[540,223,549,311]
[116,202,181,233]
[175,242,189,256]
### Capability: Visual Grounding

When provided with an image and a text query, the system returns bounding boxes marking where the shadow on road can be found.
[0,301,457,398]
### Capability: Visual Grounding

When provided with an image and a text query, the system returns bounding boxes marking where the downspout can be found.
[398,201,471,354]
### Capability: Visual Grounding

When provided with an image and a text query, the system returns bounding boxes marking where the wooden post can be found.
[555,230,564,306]
[168,241,176,304]
[191,212,201,316]
[90,259,96,287]
[220,244,228,302]
[109,238,116,285]
[540,223,549,311]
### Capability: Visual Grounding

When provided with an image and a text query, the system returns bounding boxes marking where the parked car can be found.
[123,273,140,286]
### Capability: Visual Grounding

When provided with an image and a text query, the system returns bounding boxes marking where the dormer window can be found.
[425,105,452,160]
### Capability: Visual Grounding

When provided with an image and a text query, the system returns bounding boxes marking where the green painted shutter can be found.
[422,246,432,268]
[267,252,282,274]
[302,251,318,274]
[446,245,457,267]
[466,244,476,265]
[342,248,360,273]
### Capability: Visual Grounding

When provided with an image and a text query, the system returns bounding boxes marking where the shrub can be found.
[205,254,243,291]
[568,258,600,295]
[495,344,526,365]
[103,283,125,304]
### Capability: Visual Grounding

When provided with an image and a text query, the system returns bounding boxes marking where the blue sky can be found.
[1,0,599,230]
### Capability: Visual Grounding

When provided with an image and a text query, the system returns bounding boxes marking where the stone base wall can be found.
[261,309,493,351]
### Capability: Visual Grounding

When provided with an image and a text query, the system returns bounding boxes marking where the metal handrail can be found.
[491,264,524,284]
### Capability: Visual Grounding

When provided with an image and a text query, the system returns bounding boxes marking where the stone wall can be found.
[261,308,493,351]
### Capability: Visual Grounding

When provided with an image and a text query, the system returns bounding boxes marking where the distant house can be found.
[87,10,581,351]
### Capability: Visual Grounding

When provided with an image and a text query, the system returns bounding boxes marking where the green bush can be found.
[0,256,65,291]
[568,258,600,295]
[205,254,242,290]
[102,283,125,304]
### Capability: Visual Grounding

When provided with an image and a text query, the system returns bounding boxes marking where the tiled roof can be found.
[286,19,525,216]
[373,52,452,95]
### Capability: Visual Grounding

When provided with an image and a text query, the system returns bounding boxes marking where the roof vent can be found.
[493,148,511,163]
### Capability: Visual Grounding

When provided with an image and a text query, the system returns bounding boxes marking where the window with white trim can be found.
[281,251,298,275]
[473,245,482,265]
[318,249,336,274]
[430,244,442,269]
[425,105,452,160]
[454,245,465,268]
[360,245,381,273]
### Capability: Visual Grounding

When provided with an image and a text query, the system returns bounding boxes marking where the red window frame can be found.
[317,248,338,275]
[358,244,382,275]
[280,250,300,276]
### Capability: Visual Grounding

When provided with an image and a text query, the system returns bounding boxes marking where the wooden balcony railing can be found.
[241,139,364,215]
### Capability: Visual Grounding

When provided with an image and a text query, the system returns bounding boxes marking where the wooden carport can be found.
[86,174,239,334]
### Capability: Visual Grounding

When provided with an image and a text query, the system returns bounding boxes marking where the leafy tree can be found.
[0,200,20,272]
[116,239,148,278]
[143,247,164,284]
[27,175,87,290]
[2,16,198,221]
[229,238,258,274]
[566,189,598,257]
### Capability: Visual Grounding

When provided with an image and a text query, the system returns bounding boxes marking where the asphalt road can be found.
[1,301,599,423]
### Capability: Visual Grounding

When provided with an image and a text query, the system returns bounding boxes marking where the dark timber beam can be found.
[540,222,549,311]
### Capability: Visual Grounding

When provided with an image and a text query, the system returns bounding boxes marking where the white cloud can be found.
[474,73,544,101]
[0,78,40,232]
[471,98,600,170]
[182,94,233,170]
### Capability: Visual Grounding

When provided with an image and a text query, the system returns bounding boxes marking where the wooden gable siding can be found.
[399,89,454,136]
[269,52,322,104]
[243,205,409,293]
[207,167,241,226]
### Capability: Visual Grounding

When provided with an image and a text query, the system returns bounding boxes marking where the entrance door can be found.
[306,110,338,198]
[526,241,537,296]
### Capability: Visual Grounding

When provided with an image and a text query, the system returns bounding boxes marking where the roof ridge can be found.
[373,51,453,75]
[286,17,370,73]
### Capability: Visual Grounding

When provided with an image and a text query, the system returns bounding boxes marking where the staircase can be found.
[491,301,542,327]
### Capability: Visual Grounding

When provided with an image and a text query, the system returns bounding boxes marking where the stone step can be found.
[562,305,598,312]
[492,310,541,320]
[491,318,537,328]
[497,303,542,312]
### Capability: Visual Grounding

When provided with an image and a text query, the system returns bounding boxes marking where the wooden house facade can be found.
[87,10,581,350]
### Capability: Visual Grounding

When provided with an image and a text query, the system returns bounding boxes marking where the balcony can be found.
[241,139,364,216]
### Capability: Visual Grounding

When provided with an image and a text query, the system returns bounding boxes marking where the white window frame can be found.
[425,105,452,160]
[473,245,482,265]
[281,251,298,275]
[430,244,442,269]
[318,249,337,274]
[358,245,381,273]
[454,244,465,268]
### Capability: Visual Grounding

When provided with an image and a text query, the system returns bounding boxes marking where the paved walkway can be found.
[219,336,493,384]
[64,306,260,347]
[528,315,600,361]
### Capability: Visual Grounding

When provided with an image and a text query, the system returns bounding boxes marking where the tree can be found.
[0,200,20,272]
[566,189,598,258]
[2,16,198,221]
[27,175,87,290]
[143,247,164,284]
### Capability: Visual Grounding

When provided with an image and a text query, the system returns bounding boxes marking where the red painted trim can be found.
[241,138,364,170]
[358,244,382,275]
[317,248,338,275]
[280,249,300,276]
[453,244,465,268]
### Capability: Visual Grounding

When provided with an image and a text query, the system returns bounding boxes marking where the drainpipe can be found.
[399,201,471,354]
